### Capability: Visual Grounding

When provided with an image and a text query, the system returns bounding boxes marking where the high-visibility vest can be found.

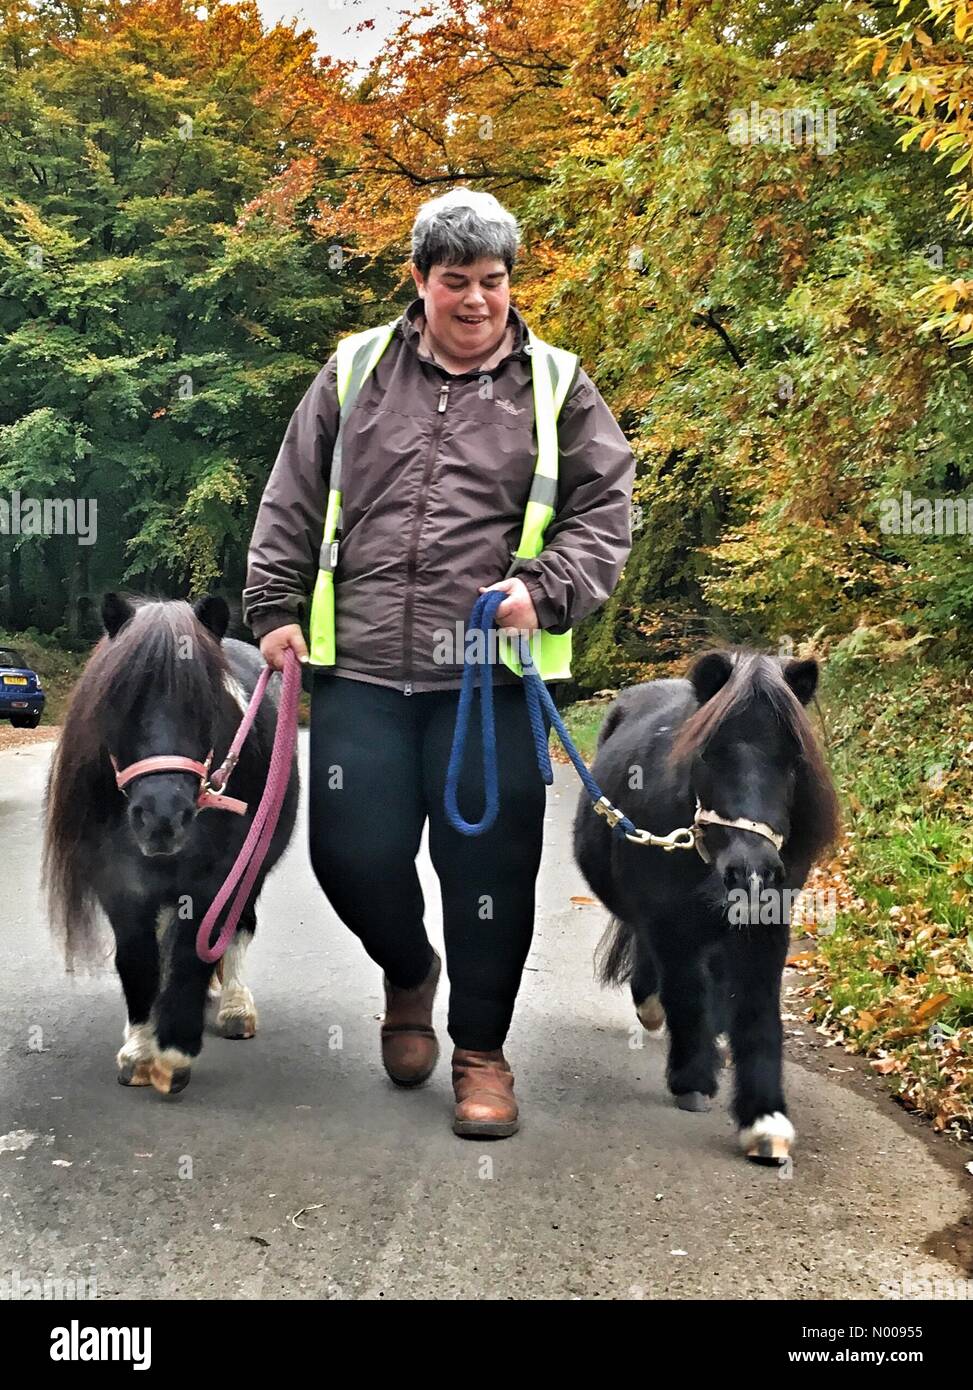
[307,318,579,680]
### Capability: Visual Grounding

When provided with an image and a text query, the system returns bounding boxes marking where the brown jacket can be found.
[242,298,635,691]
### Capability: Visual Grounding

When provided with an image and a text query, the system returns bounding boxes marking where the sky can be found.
[254,0,410,69]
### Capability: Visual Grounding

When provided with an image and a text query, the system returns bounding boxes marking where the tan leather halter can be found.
[692,799,784,863]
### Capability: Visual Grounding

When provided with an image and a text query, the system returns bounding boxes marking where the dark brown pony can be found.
[574,648,839,1162]
[43,593,298,1094]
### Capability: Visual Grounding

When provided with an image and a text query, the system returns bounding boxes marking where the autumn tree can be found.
[0,0,377,635]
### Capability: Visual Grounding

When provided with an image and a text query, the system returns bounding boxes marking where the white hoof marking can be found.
[116,1021,157,1070]
[739,1112,796,1152]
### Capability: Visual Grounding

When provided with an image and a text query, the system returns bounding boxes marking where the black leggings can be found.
[308,674,549,1051]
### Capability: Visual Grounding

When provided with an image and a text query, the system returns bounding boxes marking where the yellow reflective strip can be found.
[336,321,398,407]
[498,628,573,681]
[322,488,342,544]
[514,500,555,559]
[529,334,558,479]
[308,570,336,666]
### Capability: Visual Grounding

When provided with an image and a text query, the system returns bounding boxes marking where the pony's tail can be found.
[595,915,636,988]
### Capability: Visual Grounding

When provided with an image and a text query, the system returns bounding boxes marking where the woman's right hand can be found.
[259,623,309,671]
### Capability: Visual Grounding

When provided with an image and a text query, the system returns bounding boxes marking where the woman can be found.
[243,188,634,1137]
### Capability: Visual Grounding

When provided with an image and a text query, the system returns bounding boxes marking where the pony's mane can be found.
[43,600,228,961]
[671,649,840,872]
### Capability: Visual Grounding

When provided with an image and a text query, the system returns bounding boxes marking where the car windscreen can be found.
[0,650,27,669]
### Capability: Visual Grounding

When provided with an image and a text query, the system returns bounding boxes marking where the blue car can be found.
[0,646,45,728]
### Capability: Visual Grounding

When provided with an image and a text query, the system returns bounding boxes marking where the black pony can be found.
[574,649,839,1162]
[43,594,298,1095]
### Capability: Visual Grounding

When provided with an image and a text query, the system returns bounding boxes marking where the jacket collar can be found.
[399,296,528,370]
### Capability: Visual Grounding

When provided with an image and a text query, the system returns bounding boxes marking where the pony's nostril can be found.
[132,805,145,827]
[179,807,193,830]
[723,865,743,892]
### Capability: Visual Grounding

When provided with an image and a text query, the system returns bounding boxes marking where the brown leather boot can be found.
[452,1047,519,1138]
[380,950,441,1087]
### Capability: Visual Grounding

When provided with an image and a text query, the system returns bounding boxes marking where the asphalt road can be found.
[1,736,970,1300]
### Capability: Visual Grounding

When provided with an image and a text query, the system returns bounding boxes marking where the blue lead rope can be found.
[444,590,639,839]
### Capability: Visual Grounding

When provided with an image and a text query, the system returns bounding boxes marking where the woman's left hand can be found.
[478,578,539,632]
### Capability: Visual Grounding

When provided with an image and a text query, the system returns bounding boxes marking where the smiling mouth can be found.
[455,315,487,325]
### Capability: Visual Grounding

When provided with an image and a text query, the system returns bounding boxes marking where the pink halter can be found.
[110,750,249,816]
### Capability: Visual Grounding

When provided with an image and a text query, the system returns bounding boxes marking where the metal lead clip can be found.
[593,795,625,829]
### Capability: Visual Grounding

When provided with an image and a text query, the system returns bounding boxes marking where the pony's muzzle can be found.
[718,838,785,903]
[127,777,198,857]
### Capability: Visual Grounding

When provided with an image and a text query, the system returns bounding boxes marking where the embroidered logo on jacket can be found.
[495,398,525,417]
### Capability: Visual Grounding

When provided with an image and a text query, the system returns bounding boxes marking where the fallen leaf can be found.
[915,993,951,1022]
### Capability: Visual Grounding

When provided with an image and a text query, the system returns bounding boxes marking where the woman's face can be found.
[411,257,510,361]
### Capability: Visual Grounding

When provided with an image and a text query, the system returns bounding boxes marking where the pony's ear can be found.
[102,592,135,639]
[193,594,230,642]
[783,657,819,706]
[690,650,734,706]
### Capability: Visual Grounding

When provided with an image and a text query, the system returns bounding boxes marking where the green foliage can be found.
[529,0,973,687]
[0,0,371,633]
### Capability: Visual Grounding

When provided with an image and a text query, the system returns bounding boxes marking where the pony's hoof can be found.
[117,1060,153,1087]
[217,1010,257,1040]
[740,1112,795,1165]
[746,1138,791,1165]
[149,1058,192,1095]
[217,987,257,1039]
[636,994,666,1033]
[675,1091,711,1113]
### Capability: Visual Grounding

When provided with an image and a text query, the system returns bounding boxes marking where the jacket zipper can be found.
[402,379,451,695]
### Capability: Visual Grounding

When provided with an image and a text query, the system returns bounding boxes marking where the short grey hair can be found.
[411,187,520,278]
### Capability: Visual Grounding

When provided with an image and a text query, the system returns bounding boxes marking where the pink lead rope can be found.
[195,648,301,964]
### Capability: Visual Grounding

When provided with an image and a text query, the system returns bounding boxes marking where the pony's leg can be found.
[708,941,732,1065]
[108,903,161,1087]
[149,913,214,1095]
[653,930,720,1113]
[631,931,665,1034]
[215,904,259,1040]
[725,923,793,1163]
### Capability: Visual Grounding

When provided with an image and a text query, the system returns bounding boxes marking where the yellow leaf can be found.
[872,45,888,76]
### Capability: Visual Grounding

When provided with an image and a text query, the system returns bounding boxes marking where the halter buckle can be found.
[206,749,238,795]
[593,795,624,829]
